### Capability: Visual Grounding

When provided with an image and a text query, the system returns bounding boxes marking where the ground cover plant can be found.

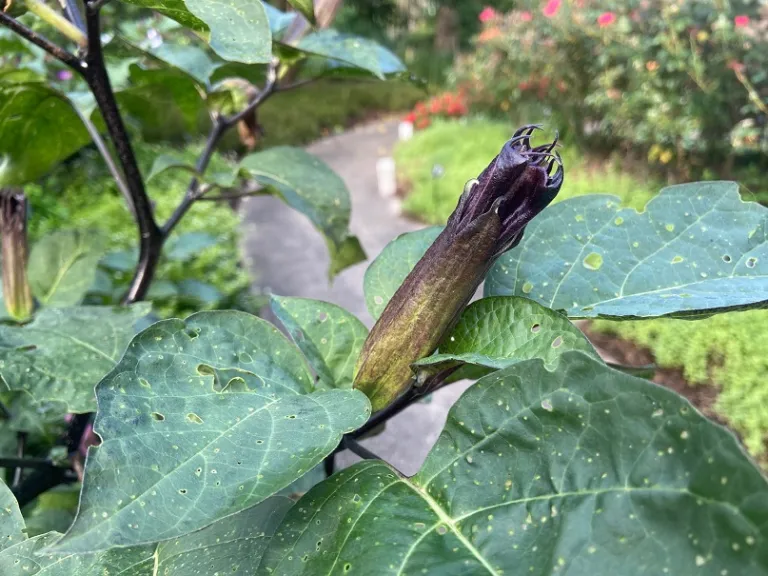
[1,1,767,575]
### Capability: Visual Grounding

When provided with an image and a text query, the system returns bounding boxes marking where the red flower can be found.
[415,117,431,130]
[479,7,497,23]
[520,11,533,22]
[734,15,750,28]
[404,112,416,123]
[727,60,745,72]
[597,11,617,27]
[543,0,561,18]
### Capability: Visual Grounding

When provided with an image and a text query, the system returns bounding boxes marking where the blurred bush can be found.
[454,0,768,175]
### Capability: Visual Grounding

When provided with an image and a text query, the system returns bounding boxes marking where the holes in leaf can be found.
[139,378,152,389]
[255,439,264,445]
[286,414,297,419]
[318,312,329,322]
[186,413,204,425]
[197,364,215,376]
[344,563,352,572]
[179,488,187,495]
[531,323,541,334]
[722,254,732,263]
[552,336,563,348]
[316,539,323,551]
[150,412,165,422]
[436,525,448,535]
[746,257,758,269]
[186,327,201,340]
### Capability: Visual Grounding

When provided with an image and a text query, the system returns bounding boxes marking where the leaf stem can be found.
[342,437,382,461]
[0,12,84,71]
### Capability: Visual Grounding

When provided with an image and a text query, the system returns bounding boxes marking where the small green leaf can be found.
[117,0,206,31]
[296,30,405,79]
[100,249,138,272]
[0,304,151,412]
[184,0,272,63]
[259,352,768,576]
[146,279,179,300]
[51,311,371,553]
[146,154,238,188]
[240,147,365,278]
[177,279,224,305]
[413,296,598,379]
[0,84,89,185]
[28,230,105,307]
[149,43,216,85]
[165,232,219,262]
[285,0,314,23]
[485,182,768,319]
[363,227,441,319]
[0,481,26,552]
[270,296,368,389]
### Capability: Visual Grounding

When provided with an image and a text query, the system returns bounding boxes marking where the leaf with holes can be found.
[0,480,292,575]
[413,296,598,381]
[271,296,368,389]
[0,83,89,185]
[485,182,768,319]
[364,227,441,319]
[240,147,365,278]
[28,230,105,307]
[0,305,150,413]
[118,0,271,64]
[258,351,768,576]
[50,311,370,553]
[296,30,405,79]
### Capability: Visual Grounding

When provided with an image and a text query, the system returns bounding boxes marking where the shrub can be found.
[454,0,768,172]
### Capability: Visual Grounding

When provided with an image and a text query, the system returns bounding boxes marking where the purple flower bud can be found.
[57,70,73,81]
[354,126,563,411]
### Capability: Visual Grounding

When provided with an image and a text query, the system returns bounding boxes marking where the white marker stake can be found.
[376,157,397,198]
[398,121,414,141]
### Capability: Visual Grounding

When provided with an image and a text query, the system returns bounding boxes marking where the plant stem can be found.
[26,0,87,47]
[342,437,382,461]
[11,432,26,487]
[0,12,84,71]
[82,6,162,304]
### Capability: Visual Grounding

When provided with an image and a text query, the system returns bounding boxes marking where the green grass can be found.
[394,119,659,224]
[395,118,768,460]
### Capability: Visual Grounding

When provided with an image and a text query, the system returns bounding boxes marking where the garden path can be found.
[240,119,472,475]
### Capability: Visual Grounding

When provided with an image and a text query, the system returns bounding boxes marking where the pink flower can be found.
[520,11,533,22]
[56,70,73,81]
[597,11,617,27]
[479,7,498,23]
[543,0,561,18]
[734,15,750,28]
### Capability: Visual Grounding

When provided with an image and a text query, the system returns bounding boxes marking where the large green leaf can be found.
[0,305,150,412]
[0,481,292,575]
[258,352,768,575]
[296,30,405,79]
[28,230,105,307]
[363,227,441,319]
[270,296,368,389]
[485,182,768,319]
[0,84,89,185]
[185,0,272,63]
[118,0,271,63]
[413,296,598,380]
[240,147,365,277]
[51,311,370,553]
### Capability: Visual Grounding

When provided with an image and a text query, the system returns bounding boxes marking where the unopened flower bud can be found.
[354,126,563,411]
[0,188,33,321]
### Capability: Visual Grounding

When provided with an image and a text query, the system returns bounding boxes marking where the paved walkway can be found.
[240,120,471,475]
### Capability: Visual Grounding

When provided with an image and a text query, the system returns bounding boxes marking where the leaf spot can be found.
[531,323,541,333]
[150,412,165,422]
[552,336,563,348]
[186,413,204,424]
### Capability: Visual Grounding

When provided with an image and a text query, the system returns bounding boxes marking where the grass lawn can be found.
[395,118,768,461]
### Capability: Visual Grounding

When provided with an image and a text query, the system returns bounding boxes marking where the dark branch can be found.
[342,437,382,461]
[197,189,265,202]
[0,12,84,71]
[11,432,26,487]
[3,456,59,471]
[82,8,162,303]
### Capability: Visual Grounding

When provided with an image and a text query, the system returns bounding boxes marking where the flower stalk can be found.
[354,126,563,411]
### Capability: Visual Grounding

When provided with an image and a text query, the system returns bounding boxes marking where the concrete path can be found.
[240,120,471,475]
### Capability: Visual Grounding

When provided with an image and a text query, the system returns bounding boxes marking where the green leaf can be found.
[259,352,768,576]
[152,496,292,575]
[149,43,216,85]
[51,311,371,553]
[270,296,368,389]
[28,230,105,307]
[177,279,224,305]
[240,147,365,278]
[485,182,768,319]
[364,226,441,319]
[0,390,68,436]
[296,30,405,79]
[285,0,314,23]
[100,249,138,272]
[146,279,179,300]
[327,235,366,280]
[263,2,297,34]
[117,0,206,31]
[165,232,219,262]
[22,485,80,538]
[0,304,151,412]
[184,0,272,64]
[146,154,238,188]
[0,481,291,575]
[413,296,598,379]
[0,84,89,185]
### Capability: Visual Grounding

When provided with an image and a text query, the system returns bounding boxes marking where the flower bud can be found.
[354,126,563,411]
[0,188,33,321]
